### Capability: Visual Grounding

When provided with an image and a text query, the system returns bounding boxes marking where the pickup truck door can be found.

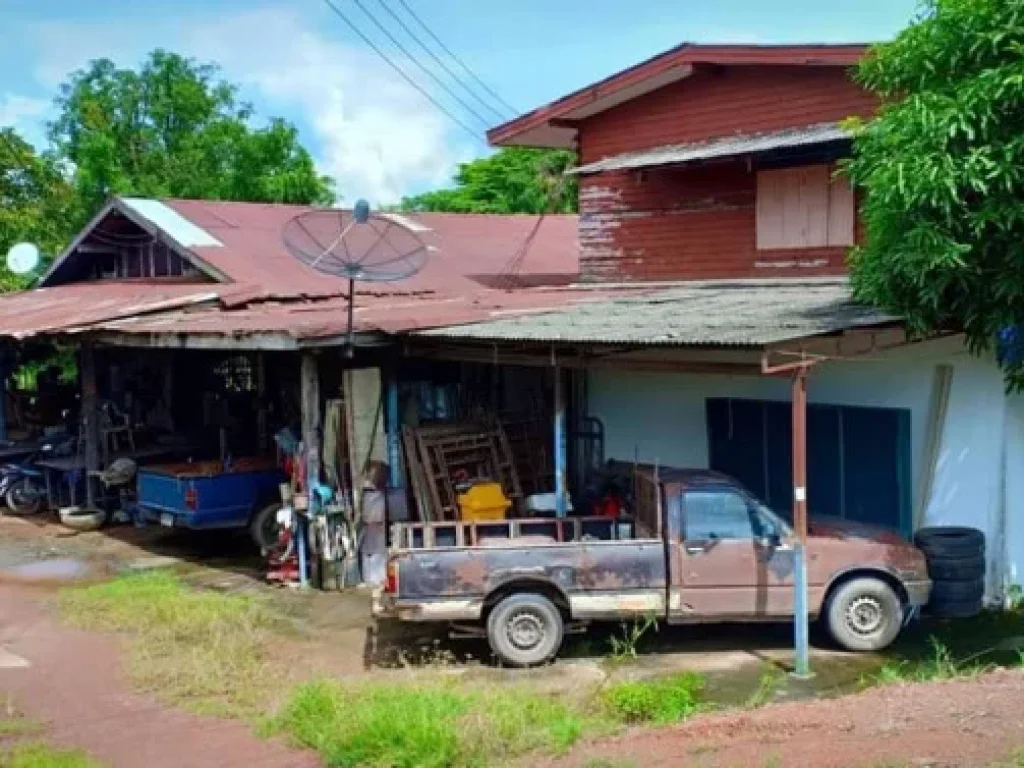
[668,488,795,621]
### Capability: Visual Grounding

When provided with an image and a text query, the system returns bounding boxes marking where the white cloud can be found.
[25,5,480,204]
[0,94,49,142]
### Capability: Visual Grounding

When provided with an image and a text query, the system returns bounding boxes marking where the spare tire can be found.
[914,527,985,559]
[930,597,984,619]
[931,578,985,604]
[927,554,986,581]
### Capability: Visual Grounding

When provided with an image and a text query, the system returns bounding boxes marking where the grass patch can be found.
[601,672,704,725]
[0,744,104,768]
[868,637,991,686]
[265,678,610,767]
[59,570,283,717]
[605,616,658,664]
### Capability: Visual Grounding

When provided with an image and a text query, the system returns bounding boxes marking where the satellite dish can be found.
[282,200,428,355]
[6,242,40,275]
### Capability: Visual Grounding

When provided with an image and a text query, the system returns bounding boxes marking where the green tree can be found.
[0,128,76,290]
[50,49,334,215]
[401,147,577,214]
[846,0,1024,381]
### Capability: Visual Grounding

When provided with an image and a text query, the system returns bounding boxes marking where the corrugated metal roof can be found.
[0,283,221,340]
[571,123,849,176]
[416,279,894,347]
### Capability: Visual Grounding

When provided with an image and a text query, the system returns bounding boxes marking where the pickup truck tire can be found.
[486,593,564,667]
[250,502,283,552]
[826,577,902,652]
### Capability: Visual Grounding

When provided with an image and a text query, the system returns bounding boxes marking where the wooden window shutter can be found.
[756,164,852,250]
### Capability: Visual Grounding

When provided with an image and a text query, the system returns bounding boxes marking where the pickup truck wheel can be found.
[250,502,282,552]
[487,593,564,667]
[826,577,902,652]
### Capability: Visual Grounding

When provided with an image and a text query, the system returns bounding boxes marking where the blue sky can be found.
[0,0,918,203]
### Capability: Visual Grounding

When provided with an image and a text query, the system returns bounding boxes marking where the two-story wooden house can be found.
[490,44,872,282]
[418,43,1024,603]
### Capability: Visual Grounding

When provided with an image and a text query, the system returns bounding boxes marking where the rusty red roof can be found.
[0,197,587,347]
[0,282,221,340]
[160,199,578,298]
[489,43,868,149]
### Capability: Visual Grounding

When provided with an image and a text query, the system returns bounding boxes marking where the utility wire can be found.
[375,0,507,123]
[322,0,483,142]
[347,0,495,129]
[394,0,519,118]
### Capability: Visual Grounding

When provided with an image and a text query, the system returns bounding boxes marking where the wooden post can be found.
[298,351,321,590]
[81,343,101,508]
[256,352,268,455]
[300,351,321,487]
[0,345,8,444]
[791,367,811,678]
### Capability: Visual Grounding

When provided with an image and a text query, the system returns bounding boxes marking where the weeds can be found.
[59,571,283,717]
[869,637,988,685]
[266,678,607,767]
[745,665,785,708]
[601,672,705,724]
[606,615,658,663]
[0,743,104,768]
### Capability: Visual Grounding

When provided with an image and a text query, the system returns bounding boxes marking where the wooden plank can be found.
[827,170,856,246]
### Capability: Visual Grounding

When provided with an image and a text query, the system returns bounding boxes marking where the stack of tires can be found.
[913,526,986,618]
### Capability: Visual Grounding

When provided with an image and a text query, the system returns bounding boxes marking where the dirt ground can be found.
[550,668,1024,768]
[3,514,1024,768]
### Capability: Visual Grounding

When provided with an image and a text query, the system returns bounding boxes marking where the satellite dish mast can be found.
[6,242,41,276]
[282,200,428,356]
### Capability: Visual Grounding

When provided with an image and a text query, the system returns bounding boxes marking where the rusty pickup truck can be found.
[374,468,931,666]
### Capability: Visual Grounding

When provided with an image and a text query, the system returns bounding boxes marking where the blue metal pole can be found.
[554,368,567,518]
[793,541,811,678]
[297,516,309,588]
[386,371,402,488]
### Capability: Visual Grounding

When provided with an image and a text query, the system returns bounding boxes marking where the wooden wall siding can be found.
[578,66,877,165]
[578,161,854,282]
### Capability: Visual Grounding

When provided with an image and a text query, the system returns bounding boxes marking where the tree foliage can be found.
[846,0,1024,381]
[0,128,76,290]
[401,147,577,214]
[50,49,335,216]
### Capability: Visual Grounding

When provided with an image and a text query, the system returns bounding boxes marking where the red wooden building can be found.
[489,44,875,282]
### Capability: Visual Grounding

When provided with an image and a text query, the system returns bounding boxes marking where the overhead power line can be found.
[321,0,483,141]
[347,0,495,129]
[375,0,508,123]
[394,0,519,118]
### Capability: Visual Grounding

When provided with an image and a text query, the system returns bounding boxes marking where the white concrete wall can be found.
[587,339,1020,600]
[588,338,968,513]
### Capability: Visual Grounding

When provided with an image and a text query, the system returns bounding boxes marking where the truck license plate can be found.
[159,513,174,528]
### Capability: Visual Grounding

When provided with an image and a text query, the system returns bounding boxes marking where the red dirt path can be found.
[552,669,1024,768]
[0,583,320,768]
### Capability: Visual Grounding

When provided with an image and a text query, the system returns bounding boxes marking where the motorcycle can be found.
[0,432,75,516]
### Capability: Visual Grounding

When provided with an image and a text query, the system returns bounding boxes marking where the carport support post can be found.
[792,366,812,679]
[554,366,567,518]
[81,343,100,508]
[0,346,8,443]
[299,351,321,589]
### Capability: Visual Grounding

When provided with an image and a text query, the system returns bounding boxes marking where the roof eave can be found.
[488,43,870,149]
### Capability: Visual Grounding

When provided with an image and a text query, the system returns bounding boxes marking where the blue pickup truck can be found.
[137,458,285,550]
